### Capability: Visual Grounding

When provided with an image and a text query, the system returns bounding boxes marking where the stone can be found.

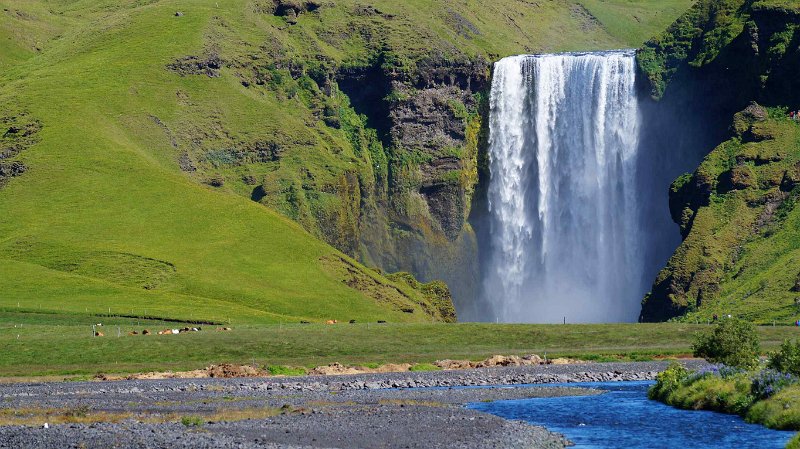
[434,359,475,370]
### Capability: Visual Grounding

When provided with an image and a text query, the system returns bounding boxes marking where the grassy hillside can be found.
[0,0,693,325]
[647,108,800,323]
[638,0,800,323]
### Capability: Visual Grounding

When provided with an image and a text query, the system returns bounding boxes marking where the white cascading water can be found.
[483,50,644,323]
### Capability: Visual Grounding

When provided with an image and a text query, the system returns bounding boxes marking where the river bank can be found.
[0,361,703,448]
[650,363,800,448]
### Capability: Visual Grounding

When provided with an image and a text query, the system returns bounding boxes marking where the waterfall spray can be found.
[483,50,644,323]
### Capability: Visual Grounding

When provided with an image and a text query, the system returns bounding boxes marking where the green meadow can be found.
[2,312,799,377]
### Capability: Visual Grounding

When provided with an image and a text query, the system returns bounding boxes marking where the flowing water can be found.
[482,50,645,323]
[469,381,795,448]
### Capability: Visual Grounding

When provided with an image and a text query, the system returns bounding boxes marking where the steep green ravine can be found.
[638,0,800,323]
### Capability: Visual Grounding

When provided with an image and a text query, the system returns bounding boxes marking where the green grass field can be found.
[2,312,799,377]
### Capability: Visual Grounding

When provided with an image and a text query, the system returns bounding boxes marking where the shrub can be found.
[409,363,441,372]
[180,415,205,427]
[692,318,760,369]
[266,365,307,376]
[787,433,800,449]
[649,362,689,400]
[769,340,800,376]
[751,369,798,400]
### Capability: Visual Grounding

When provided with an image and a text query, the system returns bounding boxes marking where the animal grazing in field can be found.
[95,331,104,337]
[325,320,338,325]
[128,331,139,336]
[142,329,151,335]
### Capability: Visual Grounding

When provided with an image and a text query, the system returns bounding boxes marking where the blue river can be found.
[468,381,795,449]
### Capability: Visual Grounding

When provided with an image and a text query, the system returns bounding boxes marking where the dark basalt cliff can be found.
[638,0,800,322]
[354,56,489,311]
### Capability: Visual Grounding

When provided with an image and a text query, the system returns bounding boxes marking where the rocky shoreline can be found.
[0,361,706,449]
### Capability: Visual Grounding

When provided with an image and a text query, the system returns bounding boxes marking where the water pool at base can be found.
[468,381,795,449]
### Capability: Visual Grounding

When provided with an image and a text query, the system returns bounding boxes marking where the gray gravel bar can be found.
[0,360,706,448]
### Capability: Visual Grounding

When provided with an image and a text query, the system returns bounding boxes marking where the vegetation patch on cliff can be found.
[638,0,800,322]
[642,106,800,323]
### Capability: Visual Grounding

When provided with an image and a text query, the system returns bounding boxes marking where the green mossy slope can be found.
[639,0,800,323]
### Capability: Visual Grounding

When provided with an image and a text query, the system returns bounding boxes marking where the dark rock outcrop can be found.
[0,161,27,186]
[167,54,224,78]
[270,0,324,23]
[0,112,40,188]
[325,54,489,310]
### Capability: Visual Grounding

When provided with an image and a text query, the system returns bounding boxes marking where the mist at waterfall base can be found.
[470,50,699,324]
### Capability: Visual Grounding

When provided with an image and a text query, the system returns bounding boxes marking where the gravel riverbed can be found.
[0,361,705,448]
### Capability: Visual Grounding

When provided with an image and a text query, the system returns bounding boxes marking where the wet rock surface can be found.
[0,361,704,448]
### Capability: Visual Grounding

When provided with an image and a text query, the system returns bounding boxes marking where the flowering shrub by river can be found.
[650,361,800,448]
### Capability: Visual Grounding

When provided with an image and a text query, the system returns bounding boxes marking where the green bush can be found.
[769,340,800,376]
[409,363,441,372]
[692,319,761,369]
[648,362,689,400]
[180,415,205,427]
[266,365,307,376]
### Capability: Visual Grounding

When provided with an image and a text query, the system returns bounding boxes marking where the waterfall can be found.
[483,50,644,323]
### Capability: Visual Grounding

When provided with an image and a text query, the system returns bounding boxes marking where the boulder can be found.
[206,364,261,378]
[309,363,362,376]
[434,359,475,370]
[476,355,523,368]
[371,363,412,373]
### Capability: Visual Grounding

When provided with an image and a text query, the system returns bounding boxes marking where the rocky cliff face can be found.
[255,52,489,310]
[638,0,800,322]
[160,4,495,313]
[352,55,489,311]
